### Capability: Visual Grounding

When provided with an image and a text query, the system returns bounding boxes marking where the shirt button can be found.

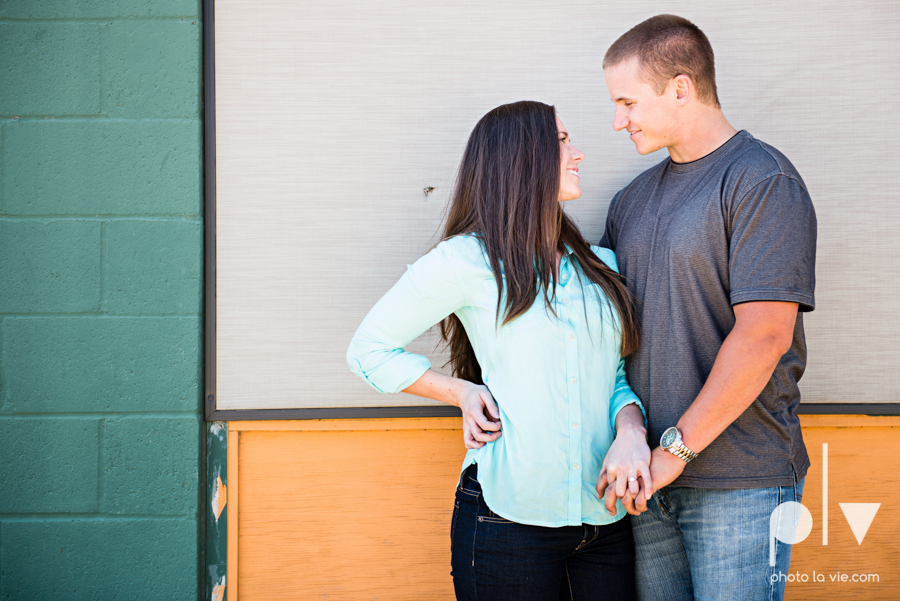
[571,377,577,384]
[561,273,568,280]
[562,298,569,304]
[573,422,579,429]
[573,464,580,470]
[568,334,575,341]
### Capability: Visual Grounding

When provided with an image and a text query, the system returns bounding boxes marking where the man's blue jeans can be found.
[632,478,805,601]
[451,465,635,600]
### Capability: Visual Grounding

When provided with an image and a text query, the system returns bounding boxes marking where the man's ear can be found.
[672,74,693,106]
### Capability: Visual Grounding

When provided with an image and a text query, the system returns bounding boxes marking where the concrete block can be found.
[0,418,98,512]
[103,416,198,514]
[1,120,202,215]
[0,22,101,115]
[3,317,201,413]
[0,0,200,19]
[0,220,101,313]
[103,20,201,118]
[104,220,202,314]
[0,519,197,599]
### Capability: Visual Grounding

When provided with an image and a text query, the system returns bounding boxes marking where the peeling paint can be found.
[206,422,227,601]
[212,473,227,522]
[211,576,226,601]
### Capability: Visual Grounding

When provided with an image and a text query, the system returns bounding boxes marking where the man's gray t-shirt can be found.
[601,130,816,488]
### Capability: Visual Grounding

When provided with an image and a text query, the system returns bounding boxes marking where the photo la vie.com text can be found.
[770,570,879,585]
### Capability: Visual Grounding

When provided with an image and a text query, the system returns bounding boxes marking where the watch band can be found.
[661,426,698,463]
[668,443,697,462]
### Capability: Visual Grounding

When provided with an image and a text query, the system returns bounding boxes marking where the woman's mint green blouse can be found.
[347,234,643,527]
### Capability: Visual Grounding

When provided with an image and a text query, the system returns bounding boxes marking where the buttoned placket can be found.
[559,255,583,525]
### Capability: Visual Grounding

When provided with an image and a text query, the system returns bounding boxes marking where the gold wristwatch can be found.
[660,426,698,463]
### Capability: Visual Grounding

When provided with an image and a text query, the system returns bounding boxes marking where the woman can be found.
[347,101,650,600]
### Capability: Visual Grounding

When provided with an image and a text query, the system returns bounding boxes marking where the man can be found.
[596,14,817,601]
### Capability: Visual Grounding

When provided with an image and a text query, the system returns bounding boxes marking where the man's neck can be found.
[667,108,738,164]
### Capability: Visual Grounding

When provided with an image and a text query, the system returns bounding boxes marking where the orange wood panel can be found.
[234,419,465,600]
[228,416,900,600]
[785,415,899,600]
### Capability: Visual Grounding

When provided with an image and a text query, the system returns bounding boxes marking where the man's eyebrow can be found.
[613,96,637,103]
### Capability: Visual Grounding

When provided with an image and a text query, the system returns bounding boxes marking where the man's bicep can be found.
[733,301,799,353]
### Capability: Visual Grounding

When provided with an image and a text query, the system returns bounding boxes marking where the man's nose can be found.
[612,111,628,131]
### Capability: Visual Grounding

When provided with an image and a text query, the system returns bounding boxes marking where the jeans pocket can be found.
[458,465,481,499]
[793,474,805,505]
[478,514,513,524]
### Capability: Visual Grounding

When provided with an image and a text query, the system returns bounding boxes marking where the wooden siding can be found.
[227,416,898,600]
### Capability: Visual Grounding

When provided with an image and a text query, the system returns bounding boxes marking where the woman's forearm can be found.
[402,369,470,407]
[614,403,647,437]
[405,369,502,448]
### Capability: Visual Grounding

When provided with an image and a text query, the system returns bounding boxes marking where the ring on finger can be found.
[628,476,637,483]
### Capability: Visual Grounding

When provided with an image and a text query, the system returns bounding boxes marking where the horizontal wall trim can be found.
[205,402,900,422]
[796,403,900,415]
[206,405,462,421]
[229,417,460,431]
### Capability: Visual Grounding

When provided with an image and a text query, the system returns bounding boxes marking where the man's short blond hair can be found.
[604,14,720,108]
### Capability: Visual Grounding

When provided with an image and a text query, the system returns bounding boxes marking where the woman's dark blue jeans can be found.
[451,465,635,601]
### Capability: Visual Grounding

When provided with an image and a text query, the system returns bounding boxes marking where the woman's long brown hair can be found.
[439,101,640,384]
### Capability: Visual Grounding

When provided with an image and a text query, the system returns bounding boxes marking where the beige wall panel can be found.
[229,417,899,600]
[215,0,900,409]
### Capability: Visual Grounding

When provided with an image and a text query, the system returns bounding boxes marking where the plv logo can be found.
[769,443,881,566]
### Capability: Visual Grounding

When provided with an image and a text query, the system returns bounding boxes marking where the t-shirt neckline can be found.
[667,130,749,174]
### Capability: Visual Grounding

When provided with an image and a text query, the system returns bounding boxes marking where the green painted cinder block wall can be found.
[0,1,204,599]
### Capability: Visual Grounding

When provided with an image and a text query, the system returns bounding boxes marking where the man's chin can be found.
[634,142,663,156]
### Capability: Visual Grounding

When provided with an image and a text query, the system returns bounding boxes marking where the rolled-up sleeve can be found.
[608,358,646,432]
[347,241,467,394]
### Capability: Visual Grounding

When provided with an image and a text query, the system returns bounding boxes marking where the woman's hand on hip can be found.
[402,369,501,450]
[457,382,502,449]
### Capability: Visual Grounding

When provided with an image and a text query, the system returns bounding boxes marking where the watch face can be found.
[661,427,678,448]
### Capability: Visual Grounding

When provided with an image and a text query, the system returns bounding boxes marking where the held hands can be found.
[596,422,653,516]
[457,382,502,449]
[596,443,689,515]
